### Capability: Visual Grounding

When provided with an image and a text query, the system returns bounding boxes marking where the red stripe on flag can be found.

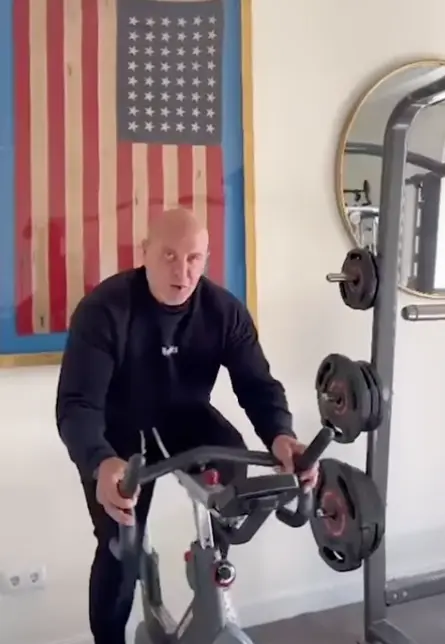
[14,0,33,336]
[148,144,164,221]
[82,0,100,294]
[117,142,133,270]
[47,0,66,332]
[178,145,194,209]
[206,146,225,285]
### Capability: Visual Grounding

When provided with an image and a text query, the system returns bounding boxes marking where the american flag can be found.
[117,2,223,146]
[12,0,240,342]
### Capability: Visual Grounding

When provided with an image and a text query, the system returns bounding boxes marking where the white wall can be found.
[2,1,445,643]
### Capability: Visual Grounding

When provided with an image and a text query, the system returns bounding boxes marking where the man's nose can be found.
[173,259,188,280]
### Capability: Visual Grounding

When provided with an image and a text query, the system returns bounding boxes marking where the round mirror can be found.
[336,59,445,297]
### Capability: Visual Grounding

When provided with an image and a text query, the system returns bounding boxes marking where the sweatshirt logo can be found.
[161,345,178,357]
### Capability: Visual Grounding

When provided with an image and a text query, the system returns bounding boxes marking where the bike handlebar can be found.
[111,426,334,567]
[119,426,334,499]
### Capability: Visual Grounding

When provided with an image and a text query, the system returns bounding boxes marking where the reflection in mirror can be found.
[337,61,445,297]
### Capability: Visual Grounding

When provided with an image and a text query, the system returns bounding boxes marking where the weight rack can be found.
[363,76,445,644]
[344,147,445,295]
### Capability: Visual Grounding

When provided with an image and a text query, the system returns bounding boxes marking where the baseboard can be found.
[239,576,363,628]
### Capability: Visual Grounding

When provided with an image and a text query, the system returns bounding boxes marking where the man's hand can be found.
[271,435,320,491]
[96,457,139,526]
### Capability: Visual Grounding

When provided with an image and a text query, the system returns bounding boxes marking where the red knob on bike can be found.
[203,469,220,486]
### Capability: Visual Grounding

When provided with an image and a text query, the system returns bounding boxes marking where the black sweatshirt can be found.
[56,267,295,479]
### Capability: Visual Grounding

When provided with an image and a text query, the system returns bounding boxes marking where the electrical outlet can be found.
[0,564,47,595]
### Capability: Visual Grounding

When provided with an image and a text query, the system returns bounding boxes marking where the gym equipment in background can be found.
[343,179,373,206]
[334,71,445,644]
[310,352,385,573]
[326,248,380,310]
[309,459,385,572]
[341,147,445,296]
[315,353,382,442]
[336,59,445,299]
[113,426,333,644]
[401,303,445,321]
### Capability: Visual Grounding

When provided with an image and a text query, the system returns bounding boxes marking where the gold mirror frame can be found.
[335,58,445,299]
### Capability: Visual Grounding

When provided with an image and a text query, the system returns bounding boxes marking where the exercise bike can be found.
[111,426,333,644]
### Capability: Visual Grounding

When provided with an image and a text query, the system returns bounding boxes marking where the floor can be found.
[246,595,445,644]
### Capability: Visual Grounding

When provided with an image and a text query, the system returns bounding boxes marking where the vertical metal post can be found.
[404,180,422,291]
[364,77,445,644]
[414,174,441,293]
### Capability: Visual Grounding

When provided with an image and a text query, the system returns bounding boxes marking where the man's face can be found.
[144,228,208,305]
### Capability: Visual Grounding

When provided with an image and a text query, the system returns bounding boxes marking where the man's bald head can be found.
[142,208,209,305]
[147,207,209,245]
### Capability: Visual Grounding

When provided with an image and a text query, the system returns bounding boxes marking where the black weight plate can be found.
[348,461,385,562]
[356,361,379,433]
[357,361,383,433]
[359,361,380,432]
[339,248,379,310]
[310,459,363,572]
[315,354,371,443]
[364,362,383,432]
[310,459,385,573]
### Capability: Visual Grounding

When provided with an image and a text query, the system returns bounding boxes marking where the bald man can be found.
[56,208,318,644]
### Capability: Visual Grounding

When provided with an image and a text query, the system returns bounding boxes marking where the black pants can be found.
[81,404,247,644]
